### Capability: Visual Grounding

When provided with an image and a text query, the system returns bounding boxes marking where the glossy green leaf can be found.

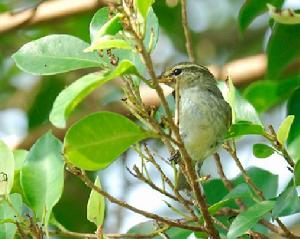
[272,186,300,217]
[0,141,14,195]
[13,150,27,171]
[11,150,28,195]
[253,144,274,158]
[277,115,295,145]
[50,60,136,128]
[90,7,109,41]
[94,15,123,42]
[64,112,151,170]
[287,88,300,145]
[223,183,252,200]
[87,176,105,226]
[20,132,64,224]
[127,221,192,239]
[85,39,132,52]
[143,8,159,52]
[12,34,104,75]
[226,121,265,139]
[0,193,22,239]
[225,79,261,125]
[238,0,284,32]
[268,4,300,24]
[267,24,300,79]
[227,201,275,239]
[244,75,300,112]
[136,0,154,20]
[294,160,300,186]
[204,168,278,206]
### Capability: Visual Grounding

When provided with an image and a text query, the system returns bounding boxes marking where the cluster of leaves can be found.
[0,0,300,238]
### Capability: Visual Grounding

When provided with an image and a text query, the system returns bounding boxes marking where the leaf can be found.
[87,176,105,226]
[267,23,300,79]
[64,112,151,170]
[0,194,22,239]
[268,4,300,24]
[20,132,64,225]
[238,0,284,32]
[272,186,300,217]
[227,201,275,239]
[294,160,300,186]
[136,0,155,20]
[277,115,295,145]
[226,121,265,139]
[223,183,252,200]
[85,39,132,52]
[0,141,14,195]
[224,79,261,125]
[243,75,300,112]
[50,60,136,128]
[287,88,300,145]
[143,8,159,52]
[12,34,104,75]
[11,150,28,195]
[253,144,274,158]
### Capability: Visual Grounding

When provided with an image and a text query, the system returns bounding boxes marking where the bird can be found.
[158,62,232,189]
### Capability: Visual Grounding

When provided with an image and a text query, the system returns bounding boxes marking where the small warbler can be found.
[158,62,232,189]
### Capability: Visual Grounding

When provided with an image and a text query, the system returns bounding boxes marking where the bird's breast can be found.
[178,87,229,161]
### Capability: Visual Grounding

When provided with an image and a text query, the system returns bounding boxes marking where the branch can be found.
[0,0,105,35]
[67,166,206,233]
[180,0,195,62]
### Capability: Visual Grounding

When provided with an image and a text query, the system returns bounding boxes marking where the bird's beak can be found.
[157,75,174,84]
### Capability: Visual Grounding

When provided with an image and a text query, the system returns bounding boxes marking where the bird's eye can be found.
[173,68,182,76]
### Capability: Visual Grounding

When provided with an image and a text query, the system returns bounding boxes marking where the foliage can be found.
[0,0,299,238]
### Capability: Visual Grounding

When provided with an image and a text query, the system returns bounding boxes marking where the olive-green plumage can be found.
[159,62,232,189]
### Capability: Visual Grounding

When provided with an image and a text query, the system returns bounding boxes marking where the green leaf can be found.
[143,8,159,52]
[267,23,300,79]
[20,132,64,225]
[13,150,27,171]
[12,34,104,75]
[64,112,151,170]
[287,88,300,145]
[223,183,252,200]
[226,121,265,139]
[0,141,14,195]
[253,144,274,158]
[136,0,154,20]
[85,39,132,52]
[50,60,136,128]
[90,7,110,41]
[224,79,261,125]
[272,186,300,217]
[244,75,300,113]
[268,4,300,24]
[227,201,275,239]
[277,115,295,145]
[11,150,28,195]
[0,193,22,239]
[238,0,284,32]
[294,160,300,186]
[90,8,123,42]
[87,176,105,226]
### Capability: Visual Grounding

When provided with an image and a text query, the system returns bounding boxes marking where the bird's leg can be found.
[169,150,181,164]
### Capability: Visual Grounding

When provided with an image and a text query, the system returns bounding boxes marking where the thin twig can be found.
[224,142,300,239]
[266,125,295,168]
[67,165,206,233]
[180,0,195,62]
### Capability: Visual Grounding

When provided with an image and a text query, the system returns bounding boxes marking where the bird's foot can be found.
[169,150,180,164]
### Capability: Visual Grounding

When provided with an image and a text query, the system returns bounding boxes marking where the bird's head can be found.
[157,62,215,89]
